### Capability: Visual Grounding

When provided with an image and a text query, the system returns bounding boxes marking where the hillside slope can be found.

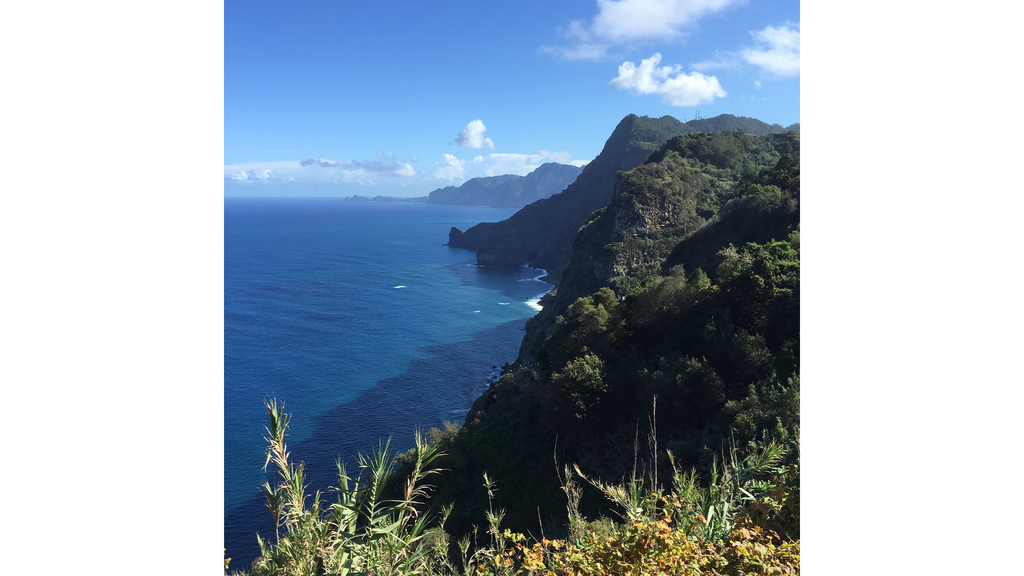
[447,114,692,277]
[429,130,801,538]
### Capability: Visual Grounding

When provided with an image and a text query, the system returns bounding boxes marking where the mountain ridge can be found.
[447,113,797,281]
[427,162,582,210]
[447,114,692,275]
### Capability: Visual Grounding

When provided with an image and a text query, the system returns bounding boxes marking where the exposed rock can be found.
[451,114,694,281]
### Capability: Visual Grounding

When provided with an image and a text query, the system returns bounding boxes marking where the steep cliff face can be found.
[428,162,582,210]
[517,131,788,364]
[447,114,692,278]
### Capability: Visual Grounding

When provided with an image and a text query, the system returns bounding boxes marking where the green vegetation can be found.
[448,114,696,273]
[233,401,798,575]
[234,123,800,574]
[682,113,792,136]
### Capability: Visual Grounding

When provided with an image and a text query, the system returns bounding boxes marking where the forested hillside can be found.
[233,125,800,576]
[433,130,800,537]
[684,113,789,135]
[447,114,692,277]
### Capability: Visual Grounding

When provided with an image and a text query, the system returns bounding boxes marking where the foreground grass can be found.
[230,400,799,576]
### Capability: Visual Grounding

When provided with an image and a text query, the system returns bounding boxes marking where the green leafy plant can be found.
[237,399,444,576]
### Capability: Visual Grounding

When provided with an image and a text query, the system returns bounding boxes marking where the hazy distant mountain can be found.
[426,162,583,210]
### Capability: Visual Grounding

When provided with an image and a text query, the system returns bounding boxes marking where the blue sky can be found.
[226,0,799,196]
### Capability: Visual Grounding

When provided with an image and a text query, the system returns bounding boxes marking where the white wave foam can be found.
[473,310,481,313]
[393,285,406,289]
[525,297,543,312]
[498,302,509,305]
[521,265,553,285]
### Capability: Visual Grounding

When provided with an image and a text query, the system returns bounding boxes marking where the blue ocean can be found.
[225,198,549,567]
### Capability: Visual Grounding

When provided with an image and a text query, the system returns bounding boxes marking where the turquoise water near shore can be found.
[225,198,549,565]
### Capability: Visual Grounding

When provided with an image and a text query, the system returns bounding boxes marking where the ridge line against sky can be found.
[226,0,799,197]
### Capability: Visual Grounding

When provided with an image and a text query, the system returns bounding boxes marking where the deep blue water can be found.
[225,198,549,567]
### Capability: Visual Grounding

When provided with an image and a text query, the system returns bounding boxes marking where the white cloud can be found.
[687,22,799,78]
[229,168,285,182]
[542,0,743,61]
[225,153,419,186]
[592,0,740,42]
[225,149,593,193]
[741,23,800,76]
[298,151,418,178]
[753,80,761,89]
[393,163,417,177]
[455,120,495,150]
[538,42,609,62]
[542,150,575,164]
[609,53,726,106]
[433,153,466,181]
[463,151,591,178]
[691,53,740,72]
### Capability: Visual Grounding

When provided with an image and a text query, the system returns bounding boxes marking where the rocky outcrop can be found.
[516,131,788,365]
[447,114,693,280]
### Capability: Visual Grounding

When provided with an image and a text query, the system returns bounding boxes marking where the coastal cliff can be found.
[430,128,801,538]
[447,114,693,278]
[447,114,799,282]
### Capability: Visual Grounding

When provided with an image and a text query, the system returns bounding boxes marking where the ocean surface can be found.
[225,198,550,567]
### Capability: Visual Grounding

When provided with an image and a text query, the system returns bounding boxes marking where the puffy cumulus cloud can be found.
[609,53,726,106]
[741,23,800,76]
[541,0,742,61]
[592,0,741,42]
[433,153,466,181]
[455,120,495,150]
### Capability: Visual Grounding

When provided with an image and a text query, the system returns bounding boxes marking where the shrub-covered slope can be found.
[517,130,796,365]
[427,131,800,540]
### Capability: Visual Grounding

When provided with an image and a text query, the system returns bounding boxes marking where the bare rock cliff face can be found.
[517,151,719,364]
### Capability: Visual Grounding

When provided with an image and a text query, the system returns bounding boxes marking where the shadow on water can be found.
[225,318,529,570]
[443,261,554,301]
